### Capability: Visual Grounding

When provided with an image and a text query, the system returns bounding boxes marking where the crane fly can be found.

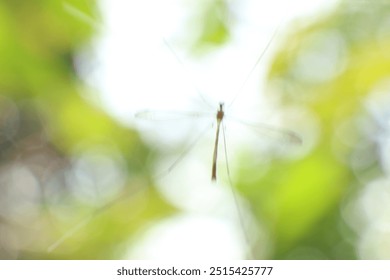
[135,101,302,182]
[134,26,302,183]
[47,15,302,255]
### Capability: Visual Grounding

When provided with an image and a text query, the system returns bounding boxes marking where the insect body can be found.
[212,102,225,181]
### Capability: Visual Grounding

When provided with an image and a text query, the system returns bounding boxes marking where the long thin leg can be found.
[47,188,136,252]
[156,122,213,179]
[48,123,212,253]
[228,25,280,107]
[221,123,255,259]
[162,38,214,109]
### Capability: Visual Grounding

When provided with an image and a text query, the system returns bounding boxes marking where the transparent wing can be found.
[135,110,213,121]
[226,116,302,145]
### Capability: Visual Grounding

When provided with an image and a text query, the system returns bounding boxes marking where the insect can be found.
[134,92,301,260]
[47,5,302,257]
[134,32,302,183]
[135,103,302,182]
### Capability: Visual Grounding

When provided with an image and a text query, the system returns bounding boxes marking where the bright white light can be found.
[126,214,246,260]
[93,0,338,125]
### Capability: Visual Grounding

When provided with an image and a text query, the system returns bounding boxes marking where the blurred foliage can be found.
[0,0,174,259]
[1,0,390,260]
[187,0,231,51]
[237,0,390,259]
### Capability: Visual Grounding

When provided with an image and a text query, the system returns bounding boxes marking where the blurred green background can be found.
[1,0,390,259]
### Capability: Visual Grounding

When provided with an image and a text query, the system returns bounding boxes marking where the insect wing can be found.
[226,116,302,145]
[135,110,212,121]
